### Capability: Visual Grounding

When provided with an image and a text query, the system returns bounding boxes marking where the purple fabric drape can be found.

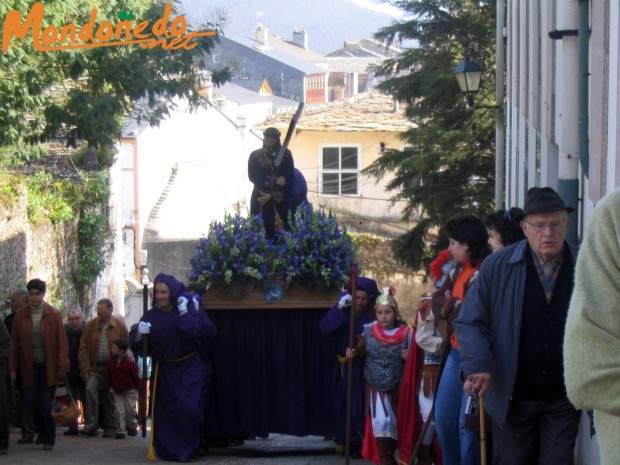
[206,308,336,438]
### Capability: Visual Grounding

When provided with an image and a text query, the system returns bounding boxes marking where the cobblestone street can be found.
[2,427,374,465]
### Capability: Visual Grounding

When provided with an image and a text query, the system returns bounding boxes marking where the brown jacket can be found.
[79,315,128,378]
[8,303,69,387]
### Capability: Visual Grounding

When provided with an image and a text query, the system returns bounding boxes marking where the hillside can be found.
[181,0,401,55]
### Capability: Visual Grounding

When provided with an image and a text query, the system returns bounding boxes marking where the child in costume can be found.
[347,290,411,465]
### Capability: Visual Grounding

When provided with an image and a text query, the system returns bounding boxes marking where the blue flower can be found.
[189,207,356,294]
[189,213,272,293]
[273,205,356,289]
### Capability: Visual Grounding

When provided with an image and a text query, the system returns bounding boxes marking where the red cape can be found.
[361,307,443,465]
[396,310,443,465]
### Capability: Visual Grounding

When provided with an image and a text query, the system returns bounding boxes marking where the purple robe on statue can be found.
[131,274,217,462]
[319,301,374,452]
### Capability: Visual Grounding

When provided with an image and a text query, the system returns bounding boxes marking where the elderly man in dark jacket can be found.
[455,187,581,465]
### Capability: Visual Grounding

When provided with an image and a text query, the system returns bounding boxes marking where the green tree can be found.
[0,0,230,159]
[364,0,496,270]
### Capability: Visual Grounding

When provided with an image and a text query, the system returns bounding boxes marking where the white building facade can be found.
[503,1,619,463]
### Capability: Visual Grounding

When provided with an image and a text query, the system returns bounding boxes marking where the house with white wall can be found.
[212,80,299,128]
[114,98,260,327]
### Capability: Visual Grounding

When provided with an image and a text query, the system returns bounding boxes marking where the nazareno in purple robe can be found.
[319,301,374,451]
[131,274,217,461]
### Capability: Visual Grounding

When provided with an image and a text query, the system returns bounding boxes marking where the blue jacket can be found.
[454,239,577,425]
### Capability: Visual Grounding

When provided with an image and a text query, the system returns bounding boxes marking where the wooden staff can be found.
[344,265,358,465]
[139,279,149,438]
[273,102,304,168]
[479,396,487,465]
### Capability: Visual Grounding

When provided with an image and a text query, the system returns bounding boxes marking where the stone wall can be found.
[0,186,81,315]
[353,234,433,322]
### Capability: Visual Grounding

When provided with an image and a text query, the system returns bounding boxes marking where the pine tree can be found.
[364,0,497,270]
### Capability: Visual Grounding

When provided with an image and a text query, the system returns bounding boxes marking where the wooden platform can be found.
[201,282,339,309]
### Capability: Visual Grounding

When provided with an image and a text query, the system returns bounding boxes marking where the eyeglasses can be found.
[523,219,566,233]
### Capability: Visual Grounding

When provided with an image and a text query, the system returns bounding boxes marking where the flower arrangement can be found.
[189,206,356,297]
[273,204,356,289]
[188,213,272,296]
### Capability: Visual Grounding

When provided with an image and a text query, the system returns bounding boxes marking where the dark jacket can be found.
[65,323,84,386]
[454,239,577,425]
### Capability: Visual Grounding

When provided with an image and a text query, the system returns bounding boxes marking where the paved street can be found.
[3,427,375,464]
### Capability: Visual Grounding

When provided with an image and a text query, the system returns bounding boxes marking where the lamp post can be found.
[454,58,483,109]
[454,56,505,210]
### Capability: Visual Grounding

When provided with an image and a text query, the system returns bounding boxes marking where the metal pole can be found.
[344,265,358,465]
[140,276,149,438]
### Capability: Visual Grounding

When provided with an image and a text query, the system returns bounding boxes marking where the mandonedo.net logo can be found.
[1,2,216,53]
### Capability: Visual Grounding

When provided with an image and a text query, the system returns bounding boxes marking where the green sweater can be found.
[564,188,620,465]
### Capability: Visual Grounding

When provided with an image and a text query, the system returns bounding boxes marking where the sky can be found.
[346,0,403,18]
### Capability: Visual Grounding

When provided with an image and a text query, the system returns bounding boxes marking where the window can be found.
[320,145,360,195]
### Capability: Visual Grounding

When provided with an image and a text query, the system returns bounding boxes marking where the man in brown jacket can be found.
[78,298,128,437]
[8,279,69,451]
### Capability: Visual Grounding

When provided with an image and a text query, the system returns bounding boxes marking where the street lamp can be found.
[454,58,483,109]
[454,56,504,210]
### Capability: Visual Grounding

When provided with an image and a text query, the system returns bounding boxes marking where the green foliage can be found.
[350,232,382,249]
[27,171,78,225]
[364,0,496,270]
[0,144,47,167]
[73,173,110,285]
[0,0,230,151]
[0,172,20,205]
[23,168,109,286]
[71,145,115,169]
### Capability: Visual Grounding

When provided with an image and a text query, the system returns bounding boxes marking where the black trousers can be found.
[492,396,580,465]
[0,361,8,450]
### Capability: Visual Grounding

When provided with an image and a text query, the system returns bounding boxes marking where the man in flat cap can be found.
[248,127,295,238]
[455,187,580,465]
